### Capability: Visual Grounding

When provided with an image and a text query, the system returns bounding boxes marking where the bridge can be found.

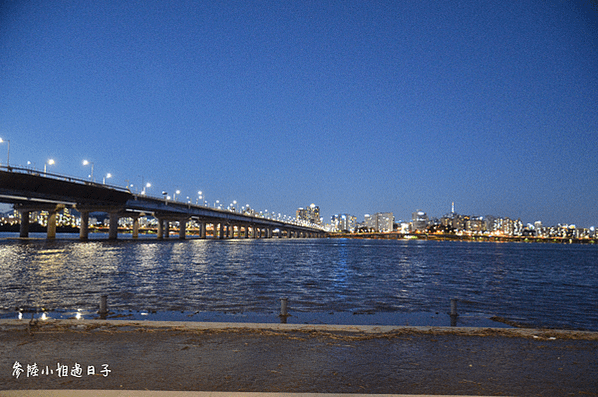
[0,166,327,240]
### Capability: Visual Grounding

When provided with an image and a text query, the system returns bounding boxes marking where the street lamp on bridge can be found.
[82,160,94,181]
[0,138,10,167]
[44,159,55,174]
[142,182,151,195]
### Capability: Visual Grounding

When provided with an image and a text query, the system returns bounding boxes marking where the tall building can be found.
[363,212,394,232]
[296,203,321,224]
[412,210,429,232]
[331,214,357,232]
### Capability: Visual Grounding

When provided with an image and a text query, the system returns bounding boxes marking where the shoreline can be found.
[2,318,598,340]
[2,228,598,244]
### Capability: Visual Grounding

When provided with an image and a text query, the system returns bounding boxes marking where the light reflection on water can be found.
[0,234,597,330]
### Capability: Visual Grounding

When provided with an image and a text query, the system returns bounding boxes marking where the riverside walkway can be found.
[1,319,597,396]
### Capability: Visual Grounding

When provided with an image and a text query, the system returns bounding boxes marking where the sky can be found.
[1,0,597,227]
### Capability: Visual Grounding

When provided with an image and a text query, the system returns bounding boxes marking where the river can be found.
[1,233,597,330]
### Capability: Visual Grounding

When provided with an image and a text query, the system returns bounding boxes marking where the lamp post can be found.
[0,138,9,167]
[142,182,151,195]
[83,160,94,181]
[44,159,55,174]
[103,173,112,184]
[174,190,181,201]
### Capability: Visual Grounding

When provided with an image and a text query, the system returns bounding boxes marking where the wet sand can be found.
[1,319,597,396]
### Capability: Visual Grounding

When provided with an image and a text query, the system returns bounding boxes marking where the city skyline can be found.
[1,1,597,227]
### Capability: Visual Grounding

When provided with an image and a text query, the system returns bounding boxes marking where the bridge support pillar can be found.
[219,223,225,239]
[47,209,57,239]
[245,226,249,238]
[79,211,89,240]
[157,218,164,240]
[198,221,206,238]
[179,219,187,240]
[19,210,30,238]
[131,215,140,239]
[164,221,170,239]
[108,212,119,240]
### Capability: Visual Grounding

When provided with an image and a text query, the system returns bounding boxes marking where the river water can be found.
[1,233,597,330]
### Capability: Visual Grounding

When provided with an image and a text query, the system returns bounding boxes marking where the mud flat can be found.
[1,319,597,396]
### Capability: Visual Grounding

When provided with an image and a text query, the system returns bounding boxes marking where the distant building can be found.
[398,221,410,234]
[361,212,394,232]
[412,210,429,232]
[331,214,357,232]
[466,216,485,233]
[297,204,321,225]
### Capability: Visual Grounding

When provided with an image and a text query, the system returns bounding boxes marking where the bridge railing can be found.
[0,165,131,194]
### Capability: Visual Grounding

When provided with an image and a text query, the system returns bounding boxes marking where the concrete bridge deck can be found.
[0,167,326,240]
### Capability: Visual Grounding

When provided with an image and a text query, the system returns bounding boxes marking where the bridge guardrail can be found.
[0,165,131,194]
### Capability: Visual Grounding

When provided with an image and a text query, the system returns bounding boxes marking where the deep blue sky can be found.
[1,1,597,227]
